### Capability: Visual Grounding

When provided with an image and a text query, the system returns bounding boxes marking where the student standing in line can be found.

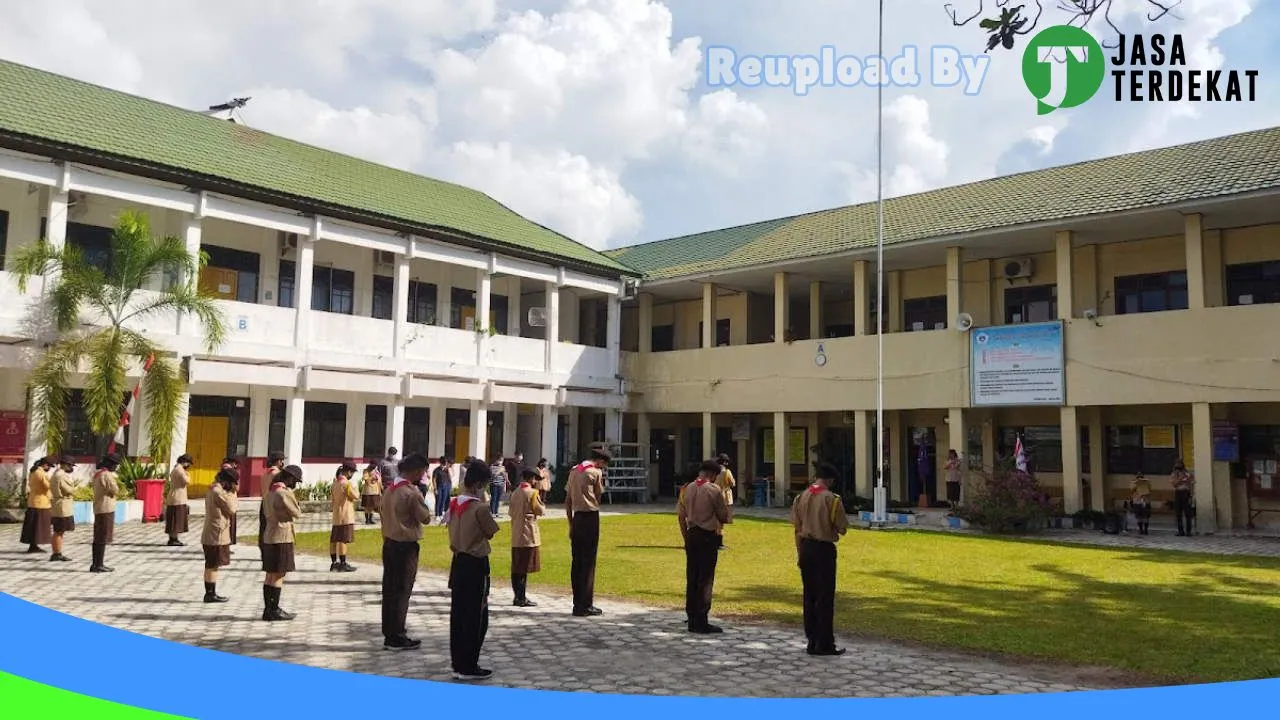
[535,458,552,504]
[202,469,239,603]
[90,453,122,574]
[1171,460,1195,536]
[565,447,611,617]
[361,461,382,525]
[446,460,500,680]
[261,464,303,622]
[20,456,53,555]
[944,449,963,510]
[678,460,730,634]
[380,453,432,651]
[381,447,400,486]
[509,469,545,608]
[259,451,286,562]
[714,453,736,550]
[48,456,77,562]
[790,462,849,656]
[165,454,193,547]
[487,455,508,518]
[221,457,240,550]
[1129,472,1153,536]
[432,456,454,523]
[330,462,359,573]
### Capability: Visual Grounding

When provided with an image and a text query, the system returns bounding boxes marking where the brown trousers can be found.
[381,539,420,639]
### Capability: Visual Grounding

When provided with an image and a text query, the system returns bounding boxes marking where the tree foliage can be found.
[945,0,1181,52]
[12,210,227,464]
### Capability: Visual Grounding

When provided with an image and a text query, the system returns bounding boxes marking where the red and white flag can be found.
[108,354,155,454]
[1014,434,1028,473]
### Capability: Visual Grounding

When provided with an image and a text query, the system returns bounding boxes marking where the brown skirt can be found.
[361,495,381,512]
[203,544,231,569]
[330,524,355,543]
[52,515,75,533]
[261,542,296,574]
[93,513,115,545]
[20,508,52,545]
[165,504,190,535]
[512,546,542,575]
[228,514,238,545]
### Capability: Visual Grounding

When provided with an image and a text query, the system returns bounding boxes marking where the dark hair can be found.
[215,468,240,487]
[176,454,194,465]
[398,453,429,473]
[58,455,76,467]
[716,453,731,465]
[364,461,379,472]
[387,447,398,456]
[699,460,723,476]
[221,457,238,466]
[463,460,491,488]
[338,461,357,475]
[439,455,450,464]
[280,465,304,484]
[537,458,547,467]
[814,462,840,483]
[520,468,540,482]
[267,451,286,465]
[98,453,121,471]
[590,447,613,463]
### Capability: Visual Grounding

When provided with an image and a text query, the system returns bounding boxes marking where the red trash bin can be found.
[136,478,166,523]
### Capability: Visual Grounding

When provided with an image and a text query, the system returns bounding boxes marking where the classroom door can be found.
[186,416,228,499]
[453,426,470,462]
[906,427,937,505]
[198,267,238,301]
[651,430,676,497]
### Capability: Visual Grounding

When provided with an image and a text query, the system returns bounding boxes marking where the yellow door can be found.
[453,427,469,462]
[198,267,238,301]
[459,307,498,332]
[185,416,228,499]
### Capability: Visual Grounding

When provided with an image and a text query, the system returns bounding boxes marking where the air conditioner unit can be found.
[279,231,299,257]
[1002,258,1033,280]
[527,307,548,327]
[373,249,396,268]
[621,279,639,300]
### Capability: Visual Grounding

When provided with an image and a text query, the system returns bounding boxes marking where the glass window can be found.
[363,405,387,458]
[268,399,287,454]
[1115,271,1189,315]
[302,402,346,458]
[998,426,1063,473]
[1225,261,1280,306]
[697,319,732,347]
[651,325,675,351]
[63,389,130,458]
[404,407,429,455]
[278,261,295,309]
[903,295,947,332]
[371,276,394,320]
[1105,425,1181,474]
[1005,284,1057,324]
[408,281,437,325]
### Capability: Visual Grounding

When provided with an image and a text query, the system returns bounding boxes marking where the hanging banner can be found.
[970,321,1065,407]
[0,411,26,457]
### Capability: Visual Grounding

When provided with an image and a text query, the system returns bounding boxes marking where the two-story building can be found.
[0,60,637,495]
[611,126,1280,534]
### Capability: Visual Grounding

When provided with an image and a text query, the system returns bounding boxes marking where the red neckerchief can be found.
[270,481,286,492]
[573,460,595,473]
[695,478,710,487]
[807,483,824,495]
[518,482,531,489]
[387,477,414,492]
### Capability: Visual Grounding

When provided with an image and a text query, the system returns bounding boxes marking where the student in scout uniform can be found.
[678,459,730,634]
[49,456,77,562]
[202,469,240,603]
[221,457,240,549]
[90,453,122,574]
[1129,472,1153,536]
[713,453,736,550]
[261,464,303,622]
[509,468,545,608]
[165,454,193,547]
[432,456,454,523]
[790,462,849,657]
[1171,460,1195,536]
[446,460,500,681]
[20,456,54,555]
[380,453,432,651]
[330,461,359,573]
[259,451,286,562]
[361,461,383,525]
[565,446,611,617]
[535,458,552,503]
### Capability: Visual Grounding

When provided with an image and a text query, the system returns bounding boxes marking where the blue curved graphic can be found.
[1,592,1277,718]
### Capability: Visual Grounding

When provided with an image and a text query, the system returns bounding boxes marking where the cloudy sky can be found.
[0,0,1273,251]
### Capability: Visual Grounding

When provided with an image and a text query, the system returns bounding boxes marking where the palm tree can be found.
[11,209,227,464]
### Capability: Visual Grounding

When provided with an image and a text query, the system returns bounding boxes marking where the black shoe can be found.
[452,668,494,681]
[573,606,603,617]
[339,562,358,573]
[167,539,184,547]
[514,598,538,607]
[276,607,296,621]
[49,553,70,562]
[808,646,847,656]
[89,565,114,573]
[384,636,422,650]
[204,593,229,604]
[689,624,724,634]
[26,546,43,554]
[330,561,341,572]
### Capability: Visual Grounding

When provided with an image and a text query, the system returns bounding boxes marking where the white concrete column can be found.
[392,252,410,357]
[428,400,447,460]
[772,412,788,507]
[292,219,318,348]
[1055,230,1075,320]
[1060,406,1082,513]
[886,271,902,333]
[438,268,453,328]
[564,407,580,460]
[284,393,306,464]
[476,267,493,365]
[606,409,622,444]
[545,280,561,372]
[508,279,522,336]
[1086,407,1106,511]
[606,293,622,377]
[169,392,191,466]
[386,399,406,454]
[24,185,70,467]
[470,401,489,460]
[502,402,518,457]
[346,402,364,459]
[701,412,714,461]
[1185,214,1206,311]
[638,293,654,353]
[701,283,717,348]
[127,387,147,458]
[773,272,789,343]
[853,261,869,336]
[637,413,654,495]
[248,388,272,457]
[540,404,558,468]
[854,410,871,496]
[809,281,823,339]
[1191,402,1216,533]
[947,407,966,491]
[946,247,963,326]
[177,212,203,336]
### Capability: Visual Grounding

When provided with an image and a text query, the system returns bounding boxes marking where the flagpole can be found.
[872,0,888,526]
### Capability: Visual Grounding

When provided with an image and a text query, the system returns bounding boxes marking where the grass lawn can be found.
[289,513,1280,684]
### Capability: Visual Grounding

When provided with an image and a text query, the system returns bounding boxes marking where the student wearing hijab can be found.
[202,469,240,603]
[165,454,193,547]
[446,460,500,681]
[20,456,53,555]
[48,456,77,562]
[258,451,286,563]
[261,464,303,621]
[329,461,359,572]
[221,457,240,549]
[361,461,383,525]
[90,454,122,573]
[508,469,545,608]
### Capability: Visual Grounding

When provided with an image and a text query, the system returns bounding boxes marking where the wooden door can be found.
[186,416,229,499]
[198,267,238,301]
[453,427,470,462]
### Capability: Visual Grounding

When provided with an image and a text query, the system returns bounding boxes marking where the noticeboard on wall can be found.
[970,321,1066,407]
[763,427,807,466]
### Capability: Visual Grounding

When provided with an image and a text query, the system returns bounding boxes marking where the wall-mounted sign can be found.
[236,316,248,331]
[970,321,1065,407]
[1143,425,1177,450]
[0,411,27,456]
[763,427,807,465]
[731,415,750,441]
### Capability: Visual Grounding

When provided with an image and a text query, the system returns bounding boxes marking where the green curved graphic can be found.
[0,671,191,719]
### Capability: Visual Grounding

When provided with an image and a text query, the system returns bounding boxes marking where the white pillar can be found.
[565,407,580,460]
[1056,231,1075,320]
[386,399,406,454]
[540,404,558,468]
[702,412,714,462]
[773,411,788,507]
[853,261,869,336]
[638,293,654,354]
[292,219,318,348]
[177,212,202,336]
[346,402,364,459]
[127,386,147,458]
[637,413,653,493]
[545,280,561,372]
[502,402,518,457]
[854,410,871,496]
[169,392,191,466]
[392,251,410,357]
[284,393,305,465]
[428,400,447,460]
[1060,407,1082,513]
[470,401,489,460]
[701,283,717,349]
[809,281,823,339]
[1191,402,1216,534]
[476,266,492,332]
[606,409,622,444]
[23,187,69,469]
[438,268,453,328]
[607,293,622,377]
[1185,214,1206,311]
[773,272,788,343]
[507,279,522,336]
[248,388,272,457]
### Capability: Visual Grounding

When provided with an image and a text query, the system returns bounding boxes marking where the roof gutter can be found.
[636,186,1280,288]
[0,131,640,280]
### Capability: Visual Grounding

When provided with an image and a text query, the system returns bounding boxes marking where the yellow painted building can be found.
[606,127,1280,534]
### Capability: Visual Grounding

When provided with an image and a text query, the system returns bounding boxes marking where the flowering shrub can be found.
[954,460,1056,534]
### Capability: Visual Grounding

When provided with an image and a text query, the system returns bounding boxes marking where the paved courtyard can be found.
[0,511,1128,699]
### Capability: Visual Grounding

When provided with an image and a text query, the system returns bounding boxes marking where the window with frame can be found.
[372,276,394,320]
[449,287,509,332]
[651,325,675,351]
[1240,425,1280,460]
[697,319,732,347]
[363,405,387,458]
[903,295,947,332]
[404,407,429,455]
[1105,425,1181,475]
[1005,284,1057,324]
[302,402,347,459]
[201,244,260,304]
[371,278,439,324]
[62,389,130,458]
[1114,271,1188,315]
[1225,261,1280,306]
[998,426,1063,473]
[277,261,355,313]
[267,399,287,454]
[0,209,9,269]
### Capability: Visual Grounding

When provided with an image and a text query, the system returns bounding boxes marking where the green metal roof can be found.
[0,60,634,277]
[608,126,1280,280]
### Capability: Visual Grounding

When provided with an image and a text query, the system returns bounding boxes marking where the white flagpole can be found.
[872,0,888,525]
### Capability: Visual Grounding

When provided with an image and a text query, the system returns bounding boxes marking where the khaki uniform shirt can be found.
[1130,478,1152,503]
[537,468,551,493]
[263,484,301,545]
[92,470,118,515]
[202,484,238,546]
[380,480,432,542]
[448,495,499,558]
[50,469,75,518]
[27,468,52,510]
[565,461,604,514]
[1171,470,1194,492]
[677,479,729,534]
[508,483,544,548]
[331,476,359,526]
[715,468,736,506]
[790,484,849,549]
[166,466,189,506]
[361,470,382,497]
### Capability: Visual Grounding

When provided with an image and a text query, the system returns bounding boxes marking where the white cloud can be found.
[1026,125,1061,155]
[680,90,770,176]
[838,95,950,202]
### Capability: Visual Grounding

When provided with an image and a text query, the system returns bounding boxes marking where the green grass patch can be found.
[291,513,1280,684]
